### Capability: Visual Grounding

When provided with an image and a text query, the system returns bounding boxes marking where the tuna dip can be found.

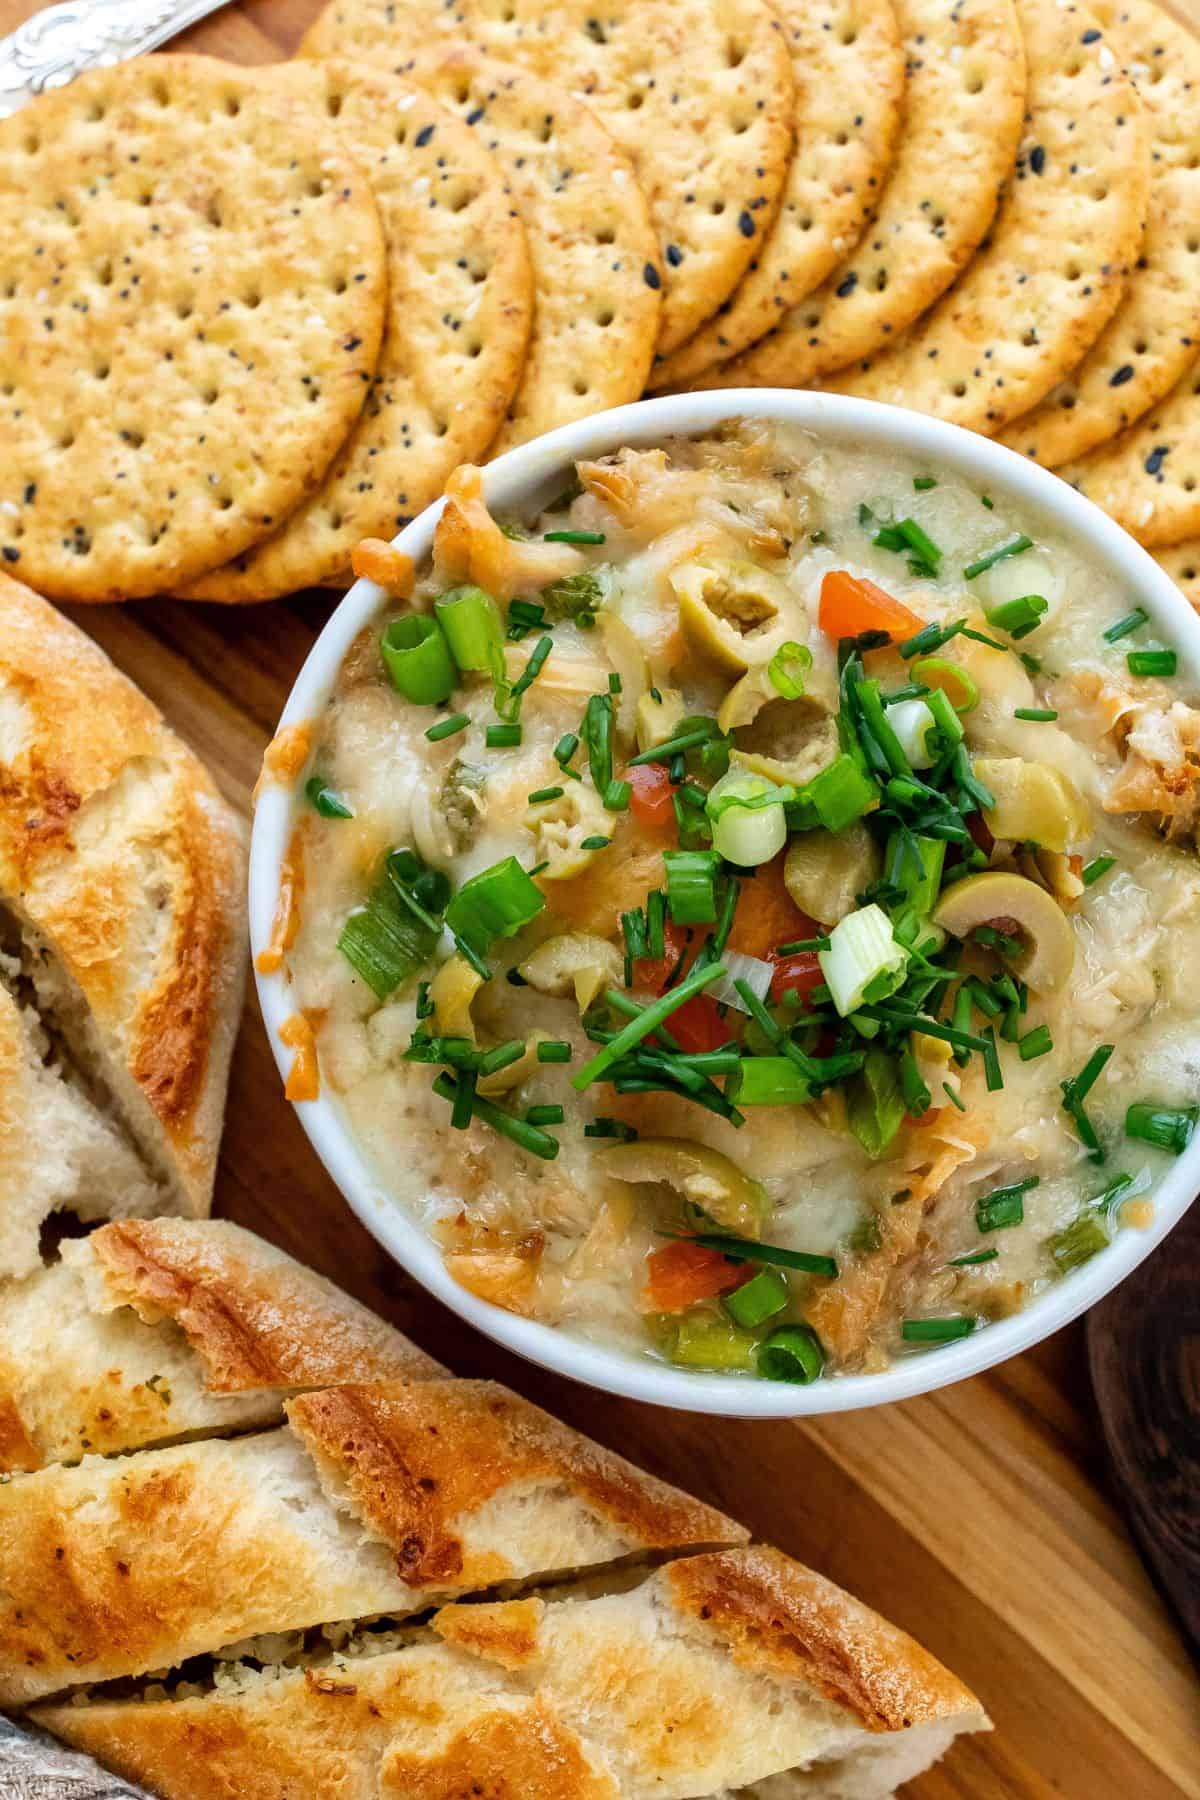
[269,421,1200,1383]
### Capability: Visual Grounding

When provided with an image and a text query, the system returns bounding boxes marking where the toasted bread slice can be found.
[0,1219,443,1472]
[0,573,246,1266]
[32,1549,987,1798]
[0,1380,744,1706]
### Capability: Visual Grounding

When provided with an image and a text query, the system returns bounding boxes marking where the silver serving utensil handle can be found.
[0,0,232,114]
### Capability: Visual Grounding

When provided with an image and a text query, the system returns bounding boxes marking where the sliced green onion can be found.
[846,1048,907,1156]
[705,770,789,866]
[963,534,1033,579]
[883,830,945,920]
[537,1040,573,1063]
[819,905,908,1017]
[767,639,813,700]
[671,1316,757,1372]
[1013,707,1057,722]
[1124,1101,1198,1154]
[1018,1024,1053,1061]
[444,855,544,960]
[381,614,456,704]
[984,594,1048,640]
[911,656,979,712]
[1082,855,1116,887]
[727,1057,814,1107]
[305,777,354,819]
[425,712,471,743]
[950,1248,998,1266]
[1102,607,1148,643]
[434,585,504,673]
[976,1174,1038,1233]
[901,1316,976,1343]
[338,872,438,1000]
[542,528,605,544]
[757,1324,824,1384]
[583,691,614,797]
[605,778,632,811]
[886,696,938,769]
[798,753,879,832]
[432,1071,559,1159]
[723,1267,790,1328]
[572,959,725,1090]
[1127,649,1176,677]
[663,849,720,925]
[486,723,522,749]
[1047,1213,1109,1273]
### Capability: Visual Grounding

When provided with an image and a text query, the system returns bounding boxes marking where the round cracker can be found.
[830,0,1150,434]
[178,62,533,603]
[394,43,661,455]
[703,0,1027,392]
[1058,354,1200,547]
[997,0,1200,464]
[299,0,796,357]
[0,55,387,602]
[649,0,905,389]
[1155,541,1200,610]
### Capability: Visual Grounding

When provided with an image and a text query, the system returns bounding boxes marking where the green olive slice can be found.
[933,871,1075,993]
[599,1137,768,1237]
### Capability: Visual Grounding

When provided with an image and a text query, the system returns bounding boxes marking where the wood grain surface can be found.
[2,0,1198,1789]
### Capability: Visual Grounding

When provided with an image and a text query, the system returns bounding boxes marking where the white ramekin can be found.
[250,390,1200,1418]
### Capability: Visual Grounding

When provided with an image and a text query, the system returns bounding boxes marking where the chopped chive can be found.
[901,1316,976,1343]
[981,495,995,509]
[584,1116,639,1140]
[478,1039,526,1078]
[486,723,522,748]
[572,960,725,1090]
[976,1174,1038,1233]
[554,731,580,767]
[537,1040,573,1063]
[1013,707,1057,722]
[433,1071,559,1159]
[1061,1043,1114,1162]
[528,785,564,804]
[963,534,1033,579]
[581,834,612,850]
[1018,1024,1053,1061]
[526,1104,565,1126]
[1102,607,1148,643]
[669,1232,838,1279]
[605,777,632,810]
[898,618,965,658]
[608,672,623,697]
[914,475,938,491]
[305,777,355,819]
[776,936,831,954]
[508,634,554,704]
[1081,854,1116,887]
[950,1247,998,1266]
[1019,652,1042,675]
[542,528,606,544]
[1127,649,1176,677]
[450,1067,477,1129]
[1067,1043,1114,1104]
[425,712,471,743]
[626,720,719,766]
[646,889,666,960]
[1124,1101,1198,1154]
[942,1081,966,1111]
[583,691,615,796]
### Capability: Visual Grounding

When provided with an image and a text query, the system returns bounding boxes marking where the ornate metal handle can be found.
[0,0,233,114]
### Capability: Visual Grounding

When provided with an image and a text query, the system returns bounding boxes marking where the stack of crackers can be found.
[0,0,1197,606]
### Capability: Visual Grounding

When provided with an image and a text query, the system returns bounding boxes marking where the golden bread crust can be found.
[0,572,246,1213]
[286,1380,746,1586]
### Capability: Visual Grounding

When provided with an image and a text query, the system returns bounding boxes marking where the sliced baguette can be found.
[32,1548,988,1799]
[0,572,246,1252]
[0,1380,745,1706]
[0,1219,443,1472]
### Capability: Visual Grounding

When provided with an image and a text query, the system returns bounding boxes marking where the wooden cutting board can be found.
[1,0,1197,1790]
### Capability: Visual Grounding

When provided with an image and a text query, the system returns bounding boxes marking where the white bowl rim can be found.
[250,388,1199,1419]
